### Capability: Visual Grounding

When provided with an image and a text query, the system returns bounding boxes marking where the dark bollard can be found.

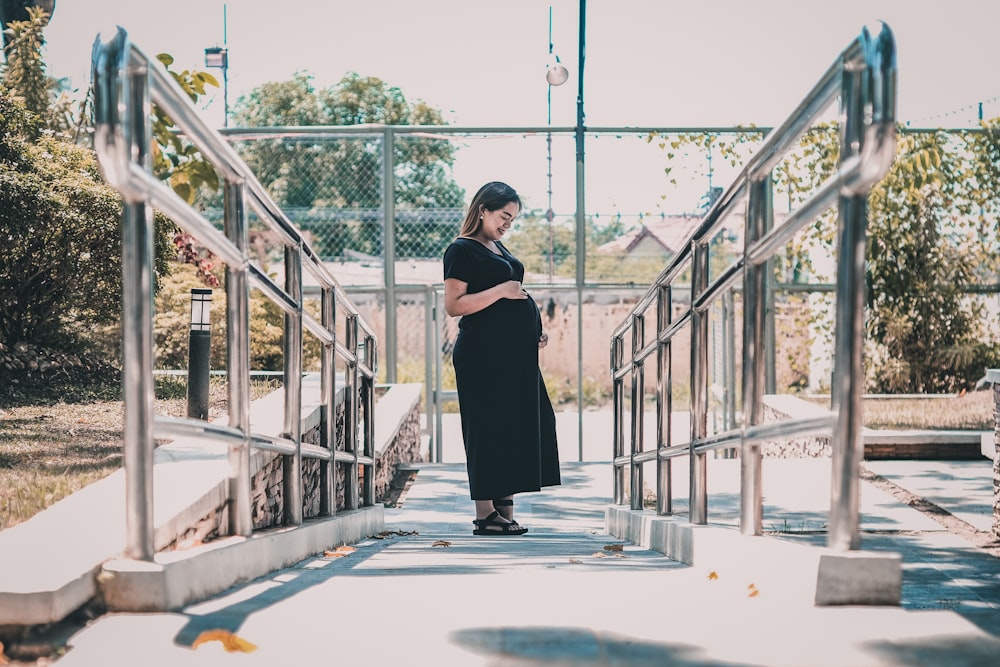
[187,288,212,420]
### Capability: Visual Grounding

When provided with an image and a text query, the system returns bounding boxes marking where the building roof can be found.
[598,214,703,255]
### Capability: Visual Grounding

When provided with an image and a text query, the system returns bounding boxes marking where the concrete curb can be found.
[606,506,901,606]
[100,505,383,612]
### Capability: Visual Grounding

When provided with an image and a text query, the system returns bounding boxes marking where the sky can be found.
[45,0,1000,128]
[38,0,1000,213]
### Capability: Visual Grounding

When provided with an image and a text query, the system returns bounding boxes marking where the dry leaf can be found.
[707,571,719,580]
[373,529,418,539]
[323,545,357,558]
[569,558,583,564]
[747,583,759,597]
[614,552,627,558]
[603,544,625,552]
[432,540,452,547]
[192,629,258,653]
[592,551,607,558]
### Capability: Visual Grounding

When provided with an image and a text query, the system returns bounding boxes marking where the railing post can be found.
[689,242,710,524]
[320,285,336,516]
[345,316,361,510]
[363,331,377,507]
[224,179,253,537]
[423,286,435,460]
[740,176,772,536]
[119,46,156,559]
[432,288,444,463]
[656,284,673,515]
[829,52,873,551]
[282,244,304,524]
[611,334,625,505]
[630,314,645,511]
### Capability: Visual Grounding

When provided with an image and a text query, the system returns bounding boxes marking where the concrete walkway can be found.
[53,446,1000,666]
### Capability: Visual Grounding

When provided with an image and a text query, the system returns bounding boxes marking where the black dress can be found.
[443,237,561,500]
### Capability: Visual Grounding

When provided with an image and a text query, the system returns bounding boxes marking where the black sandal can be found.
[472,510,528,536]
[492,498,527,532]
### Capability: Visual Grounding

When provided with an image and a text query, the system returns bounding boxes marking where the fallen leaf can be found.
[747,583,759,597]
[614,553,627,558]
[323,545,357,558]
[707,571,719,580]
[373,529,418,539]
[592,551,607,558]
[569,558,583,564]
[192,629,258,653]
[432,540,452,547]
[603,544,625,552]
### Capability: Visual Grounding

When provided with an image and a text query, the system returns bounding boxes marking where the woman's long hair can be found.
[458,181,521,238]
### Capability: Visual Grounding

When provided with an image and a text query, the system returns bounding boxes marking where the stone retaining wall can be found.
[761,395,832,458]
[167,384,422,550]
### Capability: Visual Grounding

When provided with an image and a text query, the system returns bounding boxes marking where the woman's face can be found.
[481,202,520,241]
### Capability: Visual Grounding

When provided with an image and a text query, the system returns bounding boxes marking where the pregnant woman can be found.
[443,181,561,536]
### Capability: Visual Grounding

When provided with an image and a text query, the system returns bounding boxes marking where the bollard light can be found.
[187,288,213,419]
[190,288,213,331]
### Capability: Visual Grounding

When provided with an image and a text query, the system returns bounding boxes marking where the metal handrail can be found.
[91,27,379,561]
[609,23,896,551]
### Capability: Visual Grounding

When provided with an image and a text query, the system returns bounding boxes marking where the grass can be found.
[859,391,994,430]
[0,377,279,532]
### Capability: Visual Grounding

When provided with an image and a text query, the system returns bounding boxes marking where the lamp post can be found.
[204,4,229,127]
[545,5,569,283]
[187,288,213,419]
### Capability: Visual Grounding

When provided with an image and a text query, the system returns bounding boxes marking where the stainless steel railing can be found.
[91,27,379,561]
[610,23,896,551]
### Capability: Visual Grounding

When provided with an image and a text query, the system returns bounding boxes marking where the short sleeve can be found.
[443,241,475,283]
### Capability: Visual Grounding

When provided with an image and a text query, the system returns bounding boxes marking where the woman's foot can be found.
[472,511,527,536]
[492,498,527,532]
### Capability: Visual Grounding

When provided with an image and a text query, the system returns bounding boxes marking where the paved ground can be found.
[49,437,1000,666]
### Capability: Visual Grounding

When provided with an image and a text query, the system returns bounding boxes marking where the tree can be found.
[0,0,52,51]
[1,5,71,136]
[0,91,173,350]
[229,71,465,259]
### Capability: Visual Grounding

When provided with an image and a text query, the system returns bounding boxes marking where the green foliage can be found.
[151,53,220,204]
[1,6,71,137]
[229,71,464,259]
[865,130,998,392]
[153,263,322,371]
[649,121,1000,394]
[0,93,173,348]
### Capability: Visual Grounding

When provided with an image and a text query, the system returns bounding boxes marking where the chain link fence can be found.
[188,126,1000,459]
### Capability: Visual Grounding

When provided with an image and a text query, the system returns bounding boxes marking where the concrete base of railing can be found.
[100,506,383,612]
[606,506,901,606]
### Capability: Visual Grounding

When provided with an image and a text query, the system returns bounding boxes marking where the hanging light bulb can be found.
[546,54,569,86]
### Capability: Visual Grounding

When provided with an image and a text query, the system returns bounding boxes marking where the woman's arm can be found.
[444,277,527,317]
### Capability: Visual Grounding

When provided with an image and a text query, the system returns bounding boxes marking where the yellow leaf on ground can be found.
[707,571,719,580]
[569,558,583,564]
[323,545,357,558]
[747,583,759,597]
[603,544,625,552]
[192,629,258,653]
[432,540,452,547]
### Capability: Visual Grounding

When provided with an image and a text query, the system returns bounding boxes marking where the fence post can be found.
[689,241,710,524]
[656,284,673,515]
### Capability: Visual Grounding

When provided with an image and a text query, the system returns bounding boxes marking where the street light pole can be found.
[204,3,229,127]
[545,6,568,284]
